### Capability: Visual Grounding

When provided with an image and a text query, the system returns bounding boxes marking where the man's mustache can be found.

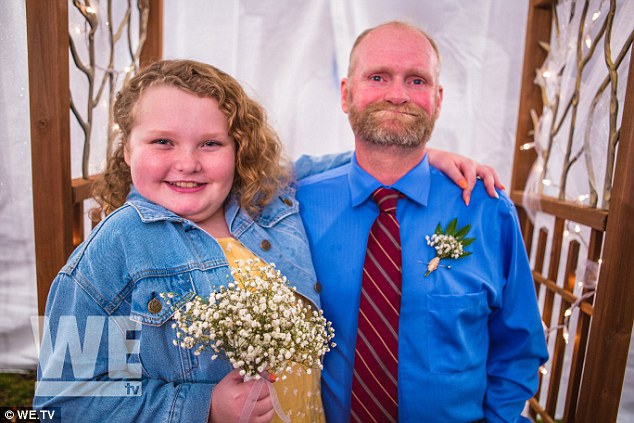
[365,102,426,118]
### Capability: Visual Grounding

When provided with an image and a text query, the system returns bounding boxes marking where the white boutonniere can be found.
[424,218,475,276]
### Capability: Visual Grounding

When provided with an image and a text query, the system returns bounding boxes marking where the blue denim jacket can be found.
[33,186,320,422]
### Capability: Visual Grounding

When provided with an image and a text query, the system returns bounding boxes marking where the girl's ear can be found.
[123,144,131,166]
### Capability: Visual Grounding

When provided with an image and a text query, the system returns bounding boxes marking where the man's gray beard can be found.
[348,102,436,148]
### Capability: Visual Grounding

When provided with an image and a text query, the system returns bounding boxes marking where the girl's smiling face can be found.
[124,85,236,235]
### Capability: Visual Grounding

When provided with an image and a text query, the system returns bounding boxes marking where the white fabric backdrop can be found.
[161,0,527,178]
[0,0,38,371]
[1,0,632,419]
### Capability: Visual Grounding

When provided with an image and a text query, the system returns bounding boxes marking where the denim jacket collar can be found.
[126,186,299,232]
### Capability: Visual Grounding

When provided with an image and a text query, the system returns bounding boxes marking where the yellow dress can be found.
[217,238,326,423]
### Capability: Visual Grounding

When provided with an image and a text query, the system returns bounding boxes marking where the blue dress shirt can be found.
[297,154,548,423]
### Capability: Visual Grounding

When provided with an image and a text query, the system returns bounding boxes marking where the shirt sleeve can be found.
[484,202,549,422]
[293,151,353,180]
[33,272,215,423]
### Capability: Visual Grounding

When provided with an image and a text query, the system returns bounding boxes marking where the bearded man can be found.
[297,21,548,423]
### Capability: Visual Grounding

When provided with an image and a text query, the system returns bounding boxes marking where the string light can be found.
[520,142,536,151]
[562,327,569,344]
[545,290,596,345]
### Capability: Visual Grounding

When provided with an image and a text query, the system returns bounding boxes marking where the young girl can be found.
[33,59,499,422]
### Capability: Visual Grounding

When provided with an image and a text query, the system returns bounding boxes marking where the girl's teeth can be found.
[172,182,199,188]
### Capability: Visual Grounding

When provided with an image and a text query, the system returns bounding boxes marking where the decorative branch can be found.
[532,0,630,210]
[572,26,633,207]
[539,3,560,194]
[559,0,611,201]
[602,0,619,210]
[558,0,591,200]
[69,0,150,179]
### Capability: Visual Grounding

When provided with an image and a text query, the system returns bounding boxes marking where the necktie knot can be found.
[372,187,401,214]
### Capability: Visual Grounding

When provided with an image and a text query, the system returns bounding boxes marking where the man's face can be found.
[342,25,443,147]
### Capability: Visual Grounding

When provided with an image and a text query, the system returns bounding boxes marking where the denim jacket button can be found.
[313,281,322,293]
[148,298,162,314]
[260,239,271,251]
[281,197,293,207]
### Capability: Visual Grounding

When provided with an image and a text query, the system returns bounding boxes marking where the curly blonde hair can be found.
[91,59,290,220]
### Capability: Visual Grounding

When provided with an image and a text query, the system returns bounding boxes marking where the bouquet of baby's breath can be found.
[164,258,335,380]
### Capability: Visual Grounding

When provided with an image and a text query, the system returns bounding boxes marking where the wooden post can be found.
[576,50,634,423]
[26,0,73,316]
[511,0,553,193]
[140,0,163,67]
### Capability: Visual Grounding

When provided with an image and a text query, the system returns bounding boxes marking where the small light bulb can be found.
[542,179,552,186]
[520,142,535,151]
[542,70,552,78]
[592,11,601,21]
[564,308,572,317]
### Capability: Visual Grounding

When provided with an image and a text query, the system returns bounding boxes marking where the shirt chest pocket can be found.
[426,291,489,374]
[129,273,200,382]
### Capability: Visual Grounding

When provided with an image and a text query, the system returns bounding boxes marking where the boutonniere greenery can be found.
[424,218,475,276]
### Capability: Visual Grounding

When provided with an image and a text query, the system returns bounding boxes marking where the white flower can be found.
[425,218,475,276]
[164,258,335,379]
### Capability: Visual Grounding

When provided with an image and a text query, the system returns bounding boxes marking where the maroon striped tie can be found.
[350,187,402,422]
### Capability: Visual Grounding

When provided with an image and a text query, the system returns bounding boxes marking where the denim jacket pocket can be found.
[130,273,196,326]
[129,273,199,381]
[427,290,489,374]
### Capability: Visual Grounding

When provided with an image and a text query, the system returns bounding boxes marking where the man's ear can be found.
[340,78,350,114]
[435,85,444,118]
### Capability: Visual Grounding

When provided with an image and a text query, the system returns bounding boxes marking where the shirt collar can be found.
[348,152,430,207]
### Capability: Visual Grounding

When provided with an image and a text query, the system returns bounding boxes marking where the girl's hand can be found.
[427,148,505,206]
[209,369,275,423]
